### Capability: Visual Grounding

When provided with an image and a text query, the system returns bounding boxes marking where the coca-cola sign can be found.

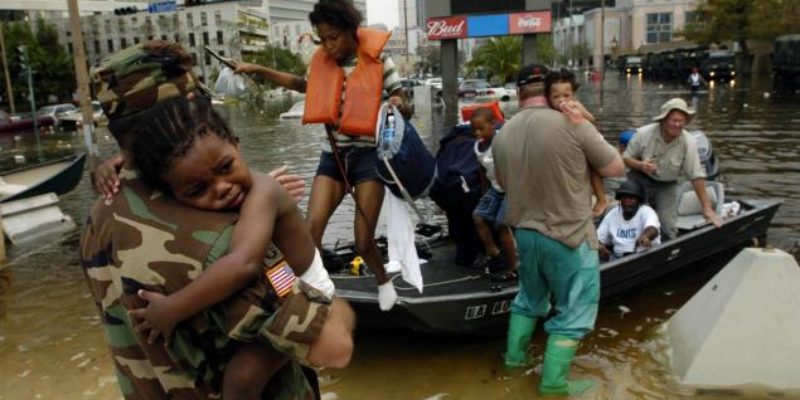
[509,11,551,34]
[426,16,467,40]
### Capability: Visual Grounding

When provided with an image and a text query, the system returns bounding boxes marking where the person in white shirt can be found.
[597,180,661,260]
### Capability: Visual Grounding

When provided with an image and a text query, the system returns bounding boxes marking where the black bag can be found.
[428,124,483,266]
[375,105,437,200]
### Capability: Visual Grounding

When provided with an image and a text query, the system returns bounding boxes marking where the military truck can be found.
[700,50,736,81]
[773,34,800,87]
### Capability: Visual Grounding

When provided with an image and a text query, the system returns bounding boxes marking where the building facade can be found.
[2,0,152,20]
[269,0,366,23]
[49,2,271,81]
[554,0,697,69]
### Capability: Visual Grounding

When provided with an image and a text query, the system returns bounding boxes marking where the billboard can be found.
[426,16,468,40]
[426,11,552,40]
[451,0,526,15]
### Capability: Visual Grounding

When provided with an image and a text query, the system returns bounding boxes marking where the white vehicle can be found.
[424,77,442,89]
[58,101,108,128]
[458,79,512,102]
[37,103,77,127]
[279,101,305,119]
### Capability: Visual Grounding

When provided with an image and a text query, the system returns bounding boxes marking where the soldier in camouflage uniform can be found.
[80,41,350,399]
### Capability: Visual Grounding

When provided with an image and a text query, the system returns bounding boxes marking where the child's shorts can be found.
[473,186,508,225]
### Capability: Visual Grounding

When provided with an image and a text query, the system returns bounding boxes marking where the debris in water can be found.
[618,305,631,318]
[599,327,619,338]
[422,394,450,400]
[18,369,30,378]
[665,308,678,315]
[663,291,674,296]
[320,393,339,400]
[70,352,86,362]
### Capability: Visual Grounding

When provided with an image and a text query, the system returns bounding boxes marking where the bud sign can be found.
[426,17,467,40]
[426,11,551,40]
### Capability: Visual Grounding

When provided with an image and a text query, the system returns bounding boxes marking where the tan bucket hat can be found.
[652,97,695,122]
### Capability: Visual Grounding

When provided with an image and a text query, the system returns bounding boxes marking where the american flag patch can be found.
[265,261,295,298]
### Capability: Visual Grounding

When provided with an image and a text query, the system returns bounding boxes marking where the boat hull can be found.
[0,153,87,203]
[331,198,781,334]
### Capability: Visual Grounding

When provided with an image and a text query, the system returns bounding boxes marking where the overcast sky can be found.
[366,0,399,29]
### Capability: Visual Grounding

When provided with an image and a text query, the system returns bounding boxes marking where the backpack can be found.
[430,124,482,196]
[375,105,437,200]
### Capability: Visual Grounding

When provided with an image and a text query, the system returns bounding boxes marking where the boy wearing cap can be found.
[493,64,624,396]
[623,98,721,241]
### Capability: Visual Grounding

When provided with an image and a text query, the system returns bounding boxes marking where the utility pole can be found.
[568,0,573,66]
[67,0,99,170]
[0,23,15,114]
[600,0,605,79]
[403,0,409,71]
[17,46,40,155]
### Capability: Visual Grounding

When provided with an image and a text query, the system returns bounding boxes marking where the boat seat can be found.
[676,181,724,231]
[0,177,27,198]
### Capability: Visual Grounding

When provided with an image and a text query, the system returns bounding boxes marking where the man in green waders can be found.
[492,64,624,396]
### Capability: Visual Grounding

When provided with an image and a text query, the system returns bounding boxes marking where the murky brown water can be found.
[2,75,799,399]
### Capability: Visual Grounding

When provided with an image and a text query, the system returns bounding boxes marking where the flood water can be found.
[1,75,799,399]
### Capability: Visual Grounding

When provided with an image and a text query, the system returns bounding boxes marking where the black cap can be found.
[615,180,645,201]
[516,64,548,87]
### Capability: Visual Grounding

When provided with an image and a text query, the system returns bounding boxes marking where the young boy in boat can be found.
[470,107,518,281]
[544,69,610,217]
[117,92,351,398]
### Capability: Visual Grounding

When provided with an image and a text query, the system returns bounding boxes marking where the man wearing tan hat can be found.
[623,97,722,240]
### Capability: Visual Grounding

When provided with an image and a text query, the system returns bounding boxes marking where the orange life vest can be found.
[302,27,391,137]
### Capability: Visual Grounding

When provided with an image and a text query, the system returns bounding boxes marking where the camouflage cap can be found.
[90,40,200,120]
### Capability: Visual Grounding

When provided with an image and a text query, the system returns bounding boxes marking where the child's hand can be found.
[128,290,178,346]
[269,166,306,203]
[92,154,123,204]
[559,100,587,124]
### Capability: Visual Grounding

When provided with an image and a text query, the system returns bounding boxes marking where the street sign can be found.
[148,0,176,13]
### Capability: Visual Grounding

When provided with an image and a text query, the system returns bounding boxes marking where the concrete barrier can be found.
[667,247,800,389]
[0,214,5,263]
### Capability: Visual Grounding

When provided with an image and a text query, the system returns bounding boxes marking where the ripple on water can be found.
[2,76,799,399]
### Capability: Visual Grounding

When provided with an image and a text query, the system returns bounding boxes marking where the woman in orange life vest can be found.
[235,0,412,311]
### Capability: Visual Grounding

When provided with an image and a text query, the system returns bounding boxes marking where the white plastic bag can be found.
[383,192,424,293]
[214,67,247,97]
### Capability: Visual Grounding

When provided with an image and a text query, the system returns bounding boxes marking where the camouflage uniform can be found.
[80,41,331,399]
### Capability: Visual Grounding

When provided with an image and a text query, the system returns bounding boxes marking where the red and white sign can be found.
[426,16,467,40]
[509,11,552,34]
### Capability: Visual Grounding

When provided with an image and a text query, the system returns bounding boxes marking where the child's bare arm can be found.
[128,173,284,342]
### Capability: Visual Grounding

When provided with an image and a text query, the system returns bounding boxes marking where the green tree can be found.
[2,19,75,109]
[535,35,559,67]
[683,0,799,58]
[466,36,522,84]
[244,44,306,87]
[33,19,75,101]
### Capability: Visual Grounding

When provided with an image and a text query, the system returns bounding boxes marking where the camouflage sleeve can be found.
[204,232,331,365]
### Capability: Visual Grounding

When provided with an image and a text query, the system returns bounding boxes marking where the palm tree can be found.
[466,36,522,85]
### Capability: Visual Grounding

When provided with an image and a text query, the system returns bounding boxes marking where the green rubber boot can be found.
[538,334,594,396]
[503,313,536,369]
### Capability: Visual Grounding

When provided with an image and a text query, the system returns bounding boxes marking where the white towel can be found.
[383,192,424,293]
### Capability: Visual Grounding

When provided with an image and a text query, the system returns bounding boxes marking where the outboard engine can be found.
[691,130,720,180]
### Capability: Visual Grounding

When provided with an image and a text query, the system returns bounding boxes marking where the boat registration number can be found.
[464,300,511,320]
